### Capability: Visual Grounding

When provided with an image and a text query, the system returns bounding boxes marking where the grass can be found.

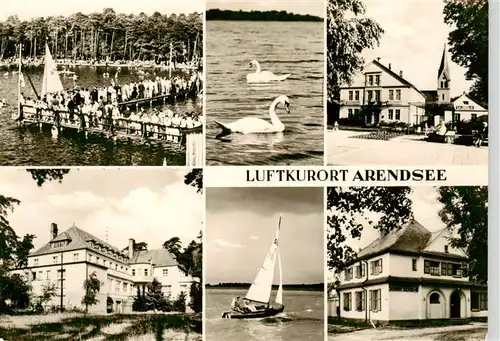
[0,312,201,341]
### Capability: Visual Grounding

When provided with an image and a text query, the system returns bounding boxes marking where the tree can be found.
[145,278,168,311]
[26,169,71,187]
[184,169,202,194]
[163,237,182,255]
[0,269,31,312]
[38,283,57,310]
[327,0,383,102]
[444,0,488,104]
[437,186,487,283]
[82,272,101,313]
[172,291,187,312]
[327,187,413,272]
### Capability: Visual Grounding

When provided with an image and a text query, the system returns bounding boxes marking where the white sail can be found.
[245,217,281,304]
[41,44,64,96]
[275,246,283,305]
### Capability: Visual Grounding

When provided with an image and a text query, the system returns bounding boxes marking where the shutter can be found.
[447,263,453,276]
[377,290,381,311]
[424,260,430,274]
[379,259,383,274]
[370,262,374,275]
[362,291,365,311]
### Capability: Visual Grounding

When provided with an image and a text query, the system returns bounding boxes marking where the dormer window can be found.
[51,240,69,248]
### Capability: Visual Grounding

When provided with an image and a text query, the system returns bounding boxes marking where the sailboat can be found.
[14,43,64,121]
[221,216,285,319]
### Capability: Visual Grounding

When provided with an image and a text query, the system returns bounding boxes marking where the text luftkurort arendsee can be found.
[246,169,447,183]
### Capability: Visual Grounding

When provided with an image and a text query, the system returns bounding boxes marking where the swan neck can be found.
[254,61,261,73]
[269,98,283,127]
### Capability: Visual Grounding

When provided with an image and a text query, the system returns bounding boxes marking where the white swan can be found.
[246,60,291,83]
[214,95,290,137]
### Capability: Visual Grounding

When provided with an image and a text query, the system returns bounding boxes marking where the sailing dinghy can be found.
[221,216,284,319]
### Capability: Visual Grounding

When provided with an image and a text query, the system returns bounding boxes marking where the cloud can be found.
[215,239,246,249]
[250,236,259,240]
[47,191,107,210]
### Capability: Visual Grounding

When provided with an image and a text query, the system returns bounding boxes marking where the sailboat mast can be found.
[17,43,21,119]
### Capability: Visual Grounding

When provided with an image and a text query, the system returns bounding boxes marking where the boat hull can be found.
[221,305,284,319]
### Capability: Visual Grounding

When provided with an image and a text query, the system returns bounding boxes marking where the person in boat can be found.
[243,299,258,312]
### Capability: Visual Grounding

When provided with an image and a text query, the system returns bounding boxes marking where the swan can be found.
[214,95,290,137]
[246,60,291,83]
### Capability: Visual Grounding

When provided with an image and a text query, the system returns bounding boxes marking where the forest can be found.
[0,9,203,63]
[206,9,323,22]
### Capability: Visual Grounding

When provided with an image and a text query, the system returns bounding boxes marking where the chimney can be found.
[50,223,58,240]
[399,70,403,77]
[128,238,135,259]
[388,63,391,70]
[376,57,380,62]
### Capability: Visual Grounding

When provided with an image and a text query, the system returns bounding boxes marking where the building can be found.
[12,223,194,314]
[333,220,487,324]
[338,45,487,127]
[338,58,427,126]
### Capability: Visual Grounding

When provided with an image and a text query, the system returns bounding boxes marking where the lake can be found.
[0,65,202,166]
[205,288,324,341]
[205,21,324,165]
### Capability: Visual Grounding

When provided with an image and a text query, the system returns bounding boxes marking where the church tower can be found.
[437,44,451,104]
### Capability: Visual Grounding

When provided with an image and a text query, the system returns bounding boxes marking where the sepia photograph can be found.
[205,187,324,341]
[205,0,324,166]
[326,186,488,340]
[327,0,488,165]
[0,168,203,340]
[0,0,204,166]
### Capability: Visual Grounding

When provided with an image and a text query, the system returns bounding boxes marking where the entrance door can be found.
[450,291,461,318]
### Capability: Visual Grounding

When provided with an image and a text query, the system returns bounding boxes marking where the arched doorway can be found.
[427,290,445,319]
[106,297,114,313]
[450,291,461,318]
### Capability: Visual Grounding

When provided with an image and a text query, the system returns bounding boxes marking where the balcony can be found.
[131,275,154,283]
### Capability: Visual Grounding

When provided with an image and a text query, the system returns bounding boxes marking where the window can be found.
[343,293,352,311]
[424,260,430,274]
[53,256,58,264]
[396,90,401,100]
[442,94,445,100]
[163,269,169,277]
[463,101,469,105]
[344,268,353,281]
[425,261,440,275]
[454,113,461,122]
[96,257,100,264]
[367,90,373,101]
[471,292,488,311]
[32,271,36,281]
[349,91,353,100]
[375,90,381,102]
[132,269,136,276]
[369,290,381,312]
[355,291,365,311]
[144,269,148,276]
[354,109,360,116]
[57,269,66,279]
[375,75,380,85]
[38,271,42,279]
[46,270,50,280]
[370,259,382,275]
[461,263,468,277]
[355,91,360,101]
[356,263,365,278]
[73,253,79,261]
[441,262,447,275]
[34,258,39,266]
[115,280,121,292]
[412,259,417,271]
[395,109,401,120]
[389,90,394,100]
[429,293,440,304]
[163,285,172,296]
[368,75,373,85]
[441,81,444,88]
[471,114,477,121]
[123,282,127,292]
[444,245,449,253]
[348,109,353,118]
[388,109,394,120]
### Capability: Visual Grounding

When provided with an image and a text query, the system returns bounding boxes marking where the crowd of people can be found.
[18,70,203,140]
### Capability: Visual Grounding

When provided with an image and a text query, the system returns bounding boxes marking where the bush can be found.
[338,117,365,127]
[172,292,187,313]
[189,282,202,313]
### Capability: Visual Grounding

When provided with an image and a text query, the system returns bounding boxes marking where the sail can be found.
[275,246,283,305]
[245,218,281,304]
[41,44,64,96]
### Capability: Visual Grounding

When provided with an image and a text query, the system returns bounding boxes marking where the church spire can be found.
[438,43,450,81]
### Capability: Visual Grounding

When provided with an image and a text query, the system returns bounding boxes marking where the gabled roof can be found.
[357,220,431,260]
[130,249,178,267]
[371,60,426,98]
[31,225,127,259]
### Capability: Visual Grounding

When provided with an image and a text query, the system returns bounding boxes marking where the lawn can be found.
[0,312,202,341]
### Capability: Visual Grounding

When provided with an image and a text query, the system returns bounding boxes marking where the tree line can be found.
[206,9,323,22]
[207,283,324,291]
[0,9,203,63]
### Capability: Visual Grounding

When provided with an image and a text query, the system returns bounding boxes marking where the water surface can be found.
[206,21,324,165]
[205,288,324,341]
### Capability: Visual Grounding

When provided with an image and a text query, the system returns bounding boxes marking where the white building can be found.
[339,59,427,126]
[333,220,487,324]
[12,224,194,314]
[452,93,488,122]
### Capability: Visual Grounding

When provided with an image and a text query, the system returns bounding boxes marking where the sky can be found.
[326,186,447,281]
[206,187,324,285]
[358,0,473,96]
[0,168,202,252]
[207,0,325,17]
[0,0,204,21]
